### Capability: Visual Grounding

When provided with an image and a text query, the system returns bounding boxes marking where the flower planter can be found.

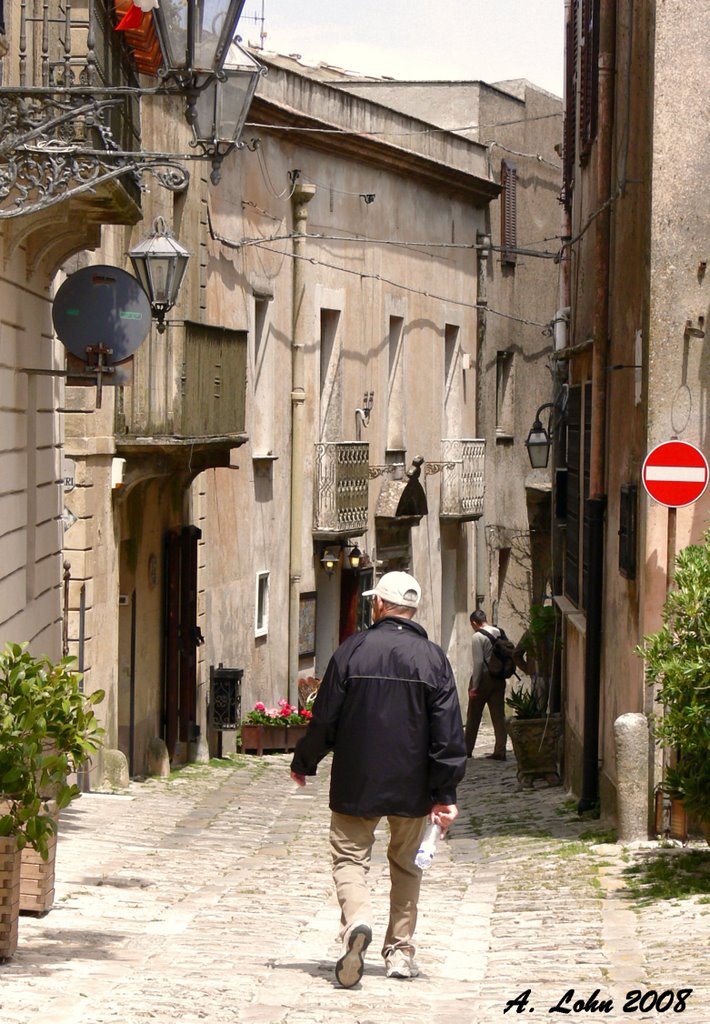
[19,801,59,915]
[0,837,21,962]
[239,723,309,754]
[239,724,288,755]
[505,714,563,790]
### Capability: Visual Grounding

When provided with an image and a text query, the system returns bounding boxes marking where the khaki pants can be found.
[465,673,507,757]
[330,811,428,958]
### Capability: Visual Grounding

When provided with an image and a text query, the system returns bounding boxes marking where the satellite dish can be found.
[52,265,151,362]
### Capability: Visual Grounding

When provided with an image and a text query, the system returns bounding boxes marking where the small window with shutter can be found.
[500,160,517,266]
[618,484,637,580]
[579,0,599,159]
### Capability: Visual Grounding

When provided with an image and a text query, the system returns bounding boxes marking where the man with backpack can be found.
[465,609,517,760]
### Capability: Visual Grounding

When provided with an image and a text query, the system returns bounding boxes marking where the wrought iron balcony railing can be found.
[0,0,187,218]
[437,438,486,519]
[314,442,369,536]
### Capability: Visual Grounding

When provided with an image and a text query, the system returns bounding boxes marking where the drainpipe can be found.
[287,182,316,707]
[579,0,615,813]
[475,231,490,610]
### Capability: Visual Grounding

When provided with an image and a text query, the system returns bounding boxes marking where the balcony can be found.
[314,442,369,537]
[439,439,486,520]
[114,323,248,478]
[1,0,143,235]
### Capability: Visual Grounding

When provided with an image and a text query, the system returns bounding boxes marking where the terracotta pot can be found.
[0,836,21,962]
[505,714,563,790]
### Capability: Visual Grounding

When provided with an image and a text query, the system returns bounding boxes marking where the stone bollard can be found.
[102,748,130,790]
[614,712,650,842]
[147,737,171,777]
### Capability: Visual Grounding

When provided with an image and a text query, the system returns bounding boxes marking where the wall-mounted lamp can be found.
[346,545,362,570]
[525,390,568,469]
[355,391,374,440]
[525,405,554,469]
[129,217,191,333]
[320,548,339,575]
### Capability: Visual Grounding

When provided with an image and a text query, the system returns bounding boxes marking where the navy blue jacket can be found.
[291,616,466,818]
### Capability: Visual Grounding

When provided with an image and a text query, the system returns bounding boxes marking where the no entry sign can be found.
[642,440,709,508]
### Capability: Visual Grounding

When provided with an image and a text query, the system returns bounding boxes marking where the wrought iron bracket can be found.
[424,461,457,475]
[368,465,398,479]
[0,84,243,217]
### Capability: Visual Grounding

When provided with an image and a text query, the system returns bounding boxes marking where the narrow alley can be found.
[1,726,708,1024]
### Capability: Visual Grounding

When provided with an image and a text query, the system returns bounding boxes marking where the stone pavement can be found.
[1,725,708,1024]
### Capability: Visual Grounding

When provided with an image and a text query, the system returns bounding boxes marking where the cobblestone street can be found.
[1,726,708,1024]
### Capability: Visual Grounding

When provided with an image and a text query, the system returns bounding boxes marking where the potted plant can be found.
[638,528,710,841]
[503,603,562,790]
[0,643,104,958]
[239,699,313,755]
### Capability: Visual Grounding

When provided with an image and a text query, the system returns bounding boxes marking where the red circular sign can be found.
[642,440,709,508]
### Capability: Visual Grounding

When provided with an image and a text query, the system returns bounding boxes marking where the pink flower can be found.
[254,702,266,712]
[278,698,288,707]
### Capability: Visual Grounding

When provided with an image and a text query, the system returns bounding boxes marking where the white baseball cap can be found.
[362,571,421,609]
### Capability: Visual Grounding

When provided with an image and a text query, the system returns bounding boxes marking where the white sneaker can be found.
[385,949,420,979]
[335,922,372,988]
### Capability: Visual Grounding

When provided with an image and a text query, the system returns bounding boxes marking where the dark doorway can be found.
[163,525,202,760]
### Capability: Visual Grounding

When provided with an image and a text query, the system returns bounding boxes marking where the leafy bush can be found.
[637,529,710,824]
[0,642,104,858]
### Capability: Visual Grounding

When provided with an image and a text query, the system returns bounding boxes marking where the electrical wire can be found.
[212,226,559,259]
[255,143,297,200]
[489,141,562,171]
[249,240,551,327]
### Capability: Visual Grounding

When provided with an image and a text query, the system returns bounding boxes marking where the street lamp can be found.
[129,217,191,333]
[188,44,264,184]
[153,1,264,184]
[525,405,554,469]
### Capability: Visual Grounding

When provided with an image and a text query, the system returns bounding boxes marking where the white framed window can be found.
[255,571,270,637]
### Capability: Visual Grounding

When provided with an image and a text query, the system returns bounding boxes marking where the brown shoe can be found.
[486,753,506,761]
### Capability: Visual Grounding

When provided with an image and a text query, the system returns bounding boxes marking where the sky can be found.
[238,0,564,98]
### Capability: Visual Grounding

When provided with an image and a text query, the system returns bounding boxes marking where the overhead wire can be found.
[250,240,551,328]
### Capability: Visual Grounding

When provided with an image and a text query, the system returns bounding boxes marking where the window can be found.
[386,315,405,451]
[618,484,637,580]
[251,297,273,454]
[443,323,461,437]
[319,308,342,441]
[579,0,599,159]
[255,571,269,637]
[500,160,517,265]
[495,351,515,438]
[562,0,577,209]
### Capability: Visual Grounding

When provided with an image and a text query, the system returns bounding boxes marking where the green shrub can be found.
[637,529,710,824]
[0,642,104,858]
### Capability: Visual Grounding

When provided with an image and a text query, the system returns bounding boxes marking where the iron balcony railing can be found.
[439,438,486,519]
[314,441,369,535]
[0,0,144,216]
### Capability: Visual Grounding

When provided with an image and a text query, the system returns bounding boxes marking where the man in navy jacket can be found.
[290,571,466,988]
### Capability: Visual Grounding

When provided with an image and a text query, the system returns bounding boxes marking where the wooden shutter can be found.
[618,484,637,580]
[563,0,578,209]
[579,0,599,159]
[564,385,581,603]
[501,160,517,265]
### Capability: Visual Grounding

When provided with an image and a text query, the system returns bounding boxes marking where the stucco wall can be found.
[0,240,63,656]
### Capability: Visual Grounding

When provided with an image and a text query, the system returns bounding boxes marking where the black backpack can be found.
[480,628,518,680]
